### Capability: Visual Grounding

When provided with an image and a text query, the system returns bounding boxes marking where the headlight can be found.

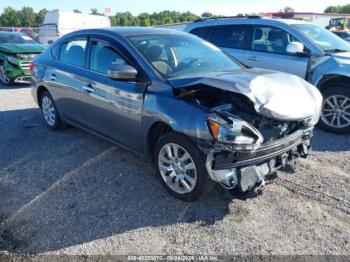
[207,115,263,151]
[7,55,18,64]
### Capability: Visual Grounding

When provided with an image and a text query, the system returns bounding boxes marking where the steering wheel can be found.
[175,58,204,72]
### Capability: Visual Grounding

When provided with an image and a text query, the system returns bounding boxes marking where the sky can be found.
[1,0,350,16]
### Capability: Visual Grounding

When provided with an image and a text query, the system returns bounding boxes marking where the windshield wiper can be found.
[324,48,348,53]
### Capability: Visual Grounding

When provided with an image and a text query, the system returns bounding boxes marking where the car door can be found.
[208,24,252,64]
[80,37,146,152]
[242,25,309,78]
[44,37,89,125]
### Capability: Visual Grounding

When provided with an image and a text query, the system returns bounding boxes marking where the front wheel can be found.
[154,132,213,201]
[319,86,350,134]
[0,64,12,85]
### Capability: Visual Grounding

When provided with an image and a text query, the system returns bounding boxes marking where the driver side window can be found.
[90,41,128,75]
[252,26,297,54]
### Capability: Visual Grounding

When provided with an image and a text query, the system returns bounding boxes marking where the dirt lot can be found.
[0,84,349,256]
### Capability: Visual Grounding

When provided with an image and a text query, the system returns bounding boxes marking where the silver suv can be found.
[185,17,350,134]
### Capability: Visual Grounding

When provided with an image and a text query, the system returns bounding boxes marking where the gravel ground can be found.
[0,83,349,256]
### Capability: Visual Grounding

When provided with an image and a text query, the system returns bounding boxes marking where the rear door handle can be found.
[247,56,259,61]
[49,74,56,81]
[82,84,95,93]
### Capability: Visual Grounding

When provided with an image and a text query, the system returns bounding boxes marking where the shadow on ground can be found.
[0,108,348,254]
[0,108,234,254]
[311,129,350,152]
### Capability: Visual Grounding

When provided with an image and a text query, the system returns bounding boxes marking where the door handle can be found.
[49,74,56,81]
[82,84,95,93]
[247,56,259,61]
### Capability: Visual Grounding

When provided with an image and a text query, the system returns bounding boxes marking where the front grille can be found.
[19,61,31,71]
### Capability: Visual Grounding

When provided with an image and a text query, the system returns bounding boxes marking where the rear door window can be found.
[210,25,251,49]
[58,39,87,67]
[189,26,214,40]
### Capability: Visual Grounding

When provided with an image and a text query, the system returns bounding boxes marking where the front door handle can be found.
[50,74,56,81]
[82,84,95,93]
[247,56,259,61]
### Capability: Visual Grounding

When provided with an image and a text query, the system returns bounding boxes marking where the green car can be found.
[0,32,45,85]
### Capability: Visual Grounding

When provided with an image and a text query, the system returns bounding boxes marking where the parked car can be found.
[0,32,45,85]
[333,31,350,42]
[39,10,111,44]
[31,28,322,201]
[185,17,350,134]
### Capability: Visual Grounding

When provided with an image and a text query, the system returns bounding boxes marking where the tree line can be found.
[0,6,211,28]
[325,4,350,14]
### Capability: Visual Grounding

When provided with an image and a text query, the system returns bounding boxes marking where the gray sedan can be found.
[31,27,322,201]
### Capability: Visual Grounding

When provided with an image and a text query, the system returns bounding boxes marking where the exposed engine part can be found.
[177,85,310,142]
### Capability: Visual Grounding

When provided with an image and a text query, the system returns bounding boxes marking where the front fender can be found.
[141,88,212,158]
[312,57,350,87]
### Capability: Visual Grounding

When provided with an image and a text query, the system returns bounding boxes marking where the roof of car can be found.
[79,26,184,37]
[0,31,25,36]
[185,17,310,29]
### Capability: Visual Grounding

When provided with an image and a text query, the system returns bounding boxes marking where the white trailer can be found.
[39,10,111,44]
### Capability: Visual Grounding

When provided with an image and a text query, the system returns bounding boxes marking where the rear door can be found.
[208,24,252,64]
[242,25,309,78]
[80,36,146,152]
[44,37,89,124]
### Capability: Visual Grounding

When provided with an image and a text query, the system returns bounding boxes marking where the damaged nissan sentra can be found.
[31,28,323,201]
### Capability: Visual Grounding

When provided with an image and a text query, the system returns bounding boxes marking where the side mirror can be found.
[108,64,138,80]
[286,42,304,54]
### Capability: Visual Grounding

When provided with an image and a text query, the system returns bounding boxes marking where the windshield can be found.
[128,33,242,79]
[293,23,350,52]
[0,33,36,44]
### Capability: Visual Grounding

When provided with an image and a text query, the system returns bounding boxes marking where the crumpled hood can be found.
[331,52,350,65]
[169,68,323,122]
[0,43,45,54]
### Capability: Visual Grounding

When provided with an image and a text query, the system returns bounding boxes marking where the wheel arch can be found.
[36,85,49,107]
[146,121,173,163]
[316,74,350,91]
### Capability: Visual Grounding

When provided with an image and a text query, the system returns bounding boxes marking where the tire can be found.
[153,132,213,201]
[319,86,350,134]
[40,91,66,130]
[0,63,13,86]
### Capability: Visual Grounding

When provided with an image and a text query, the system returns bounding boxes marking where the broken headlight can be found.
[207,115,264,151]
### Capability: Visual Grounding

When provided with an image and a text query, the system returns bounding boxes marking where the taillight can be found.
[29,62,35,73]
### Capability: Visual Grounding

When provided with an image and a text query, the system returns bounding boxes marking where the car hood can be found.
[0,43,45,54]
[330,52,350,64]
[169,68,323,122]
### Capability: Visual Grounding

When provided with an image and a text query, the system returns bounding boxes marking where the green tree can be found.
[35,8,47,26]
[73,9,82,13]
[325,4,350,14]
[90,8,104,16]
[0,7,21,27]
[284,7,294,13]
[201,12,213,17]
[19,7,36,27]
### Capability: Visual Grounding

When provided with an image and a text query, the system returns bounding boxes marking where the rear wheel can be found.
[319,86,350,134]
[40,91,66,130]
[154,132,213,201]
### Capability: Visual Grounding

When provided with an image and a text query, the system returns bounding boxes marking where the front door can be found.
[242,25,309,78]
[80,38,146,152]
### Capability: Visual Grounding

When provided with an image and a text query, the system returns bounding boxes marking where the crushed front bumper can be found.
[4,60,32,84]
[205,129,312,193]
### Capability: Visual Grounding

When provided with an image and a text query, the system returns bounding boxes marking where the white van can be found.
[39,10,111,44]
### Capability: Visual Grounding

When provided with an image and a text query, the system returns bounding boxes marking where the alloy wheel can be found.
[41,96,56,126]
[0,65,10,84]
[321,95,350,129]
[158,143,197,194]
